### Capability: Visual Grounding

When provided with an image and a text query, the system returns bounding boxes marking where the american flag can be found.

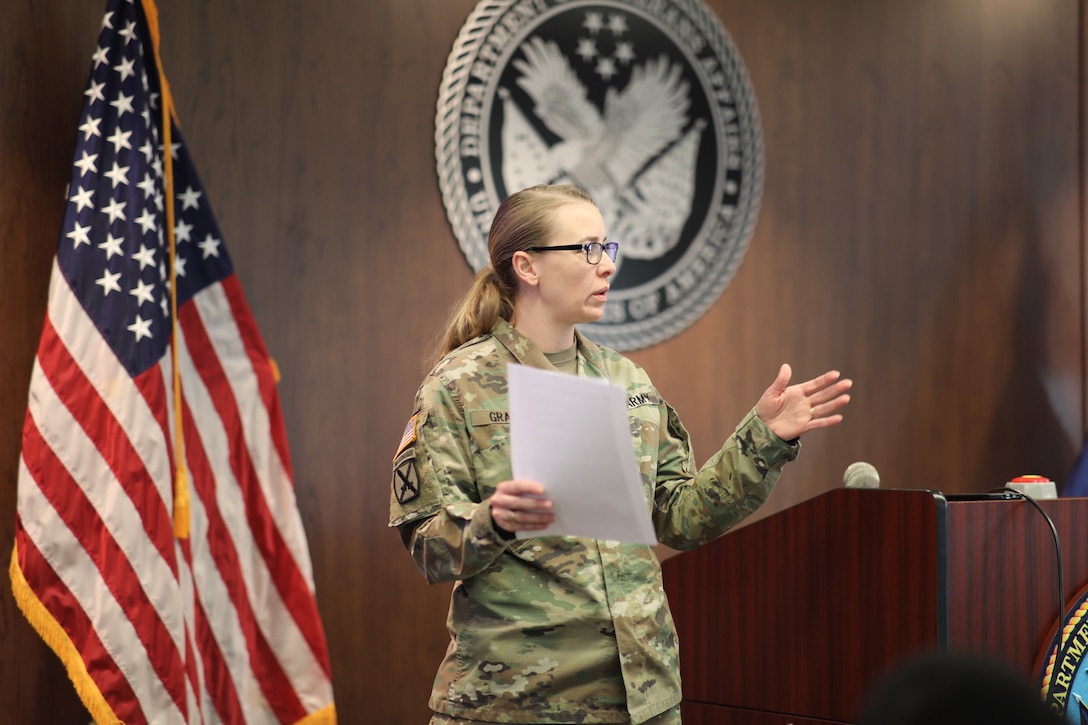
[10,0,337,722]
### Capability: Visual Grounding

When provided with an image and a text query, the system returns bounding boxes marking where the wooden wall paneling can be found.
[0,1,1085,723]
[663,0,1083,520]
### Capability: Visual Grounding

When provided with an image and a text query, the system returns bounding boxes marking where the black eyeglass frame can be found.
[524,241,619,265]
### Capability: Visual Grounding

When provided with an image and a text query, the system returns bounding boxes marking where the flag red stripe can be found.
[49,275,203,720]
[15,517,148,724]
[220,274,294,479]
[192,588,245,725]
[173,538,205,725]
[21,420,190,718]
[181,298,332,678]
[37,316,177,574]
[133,350,179,512]
[178,533,244,725]
[181,629,202,725]
[178,395,306,723]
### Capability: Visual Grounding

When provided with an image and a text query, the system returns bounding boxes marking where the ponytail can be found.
[430,265,515,366]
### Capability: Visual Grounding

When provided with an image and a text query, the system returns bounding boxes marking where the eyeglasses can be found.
[525,241,619,265]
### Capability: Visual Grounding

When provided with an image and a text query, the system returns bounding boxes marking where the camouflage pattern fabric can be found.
[390,320,799,724]
[428,703,681,724]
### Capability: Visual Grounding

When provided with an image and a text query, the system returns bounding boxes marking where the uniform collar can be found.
[491,319,607,377]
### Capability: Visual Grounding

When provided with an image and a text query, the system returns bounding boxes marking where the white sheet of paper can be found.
[507,363,658,544]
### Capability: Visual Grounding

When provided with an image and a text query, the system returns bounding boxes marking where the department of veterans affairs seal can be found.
[435,0,764,351]
[1038,583,1088,723]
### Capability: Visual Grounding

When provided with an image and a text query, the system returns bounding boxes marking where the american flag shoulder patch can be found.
[394,413,418,461]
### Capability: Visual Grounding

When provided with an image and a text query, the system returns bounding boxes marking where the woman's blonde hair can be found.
[432,184,595,364]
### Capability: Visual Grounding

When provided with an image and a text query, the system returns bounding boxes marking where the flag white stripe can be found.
[177,295,331,703]
[17,454,186,724]
[194,284,316,588]
[175,298,297,720]
[176,555,206,725]
[42,229,333,724]
[151,354,206,725]
[47,260,244,724]
[49,260,174,511]
[25,355,187,652]
[177,458,260,723]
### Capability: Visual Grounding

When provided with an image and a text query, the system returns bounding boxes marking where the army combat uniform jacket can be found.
[389,320,799,724]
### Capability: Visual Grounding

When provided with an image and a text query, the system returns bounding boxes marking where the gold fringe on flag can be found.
[295,703,338,725]
[9,546,123,725]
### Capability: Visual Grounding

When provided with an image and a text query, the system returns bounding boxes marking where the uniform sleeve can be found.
[651,406,799,550]
[388,376,511,584]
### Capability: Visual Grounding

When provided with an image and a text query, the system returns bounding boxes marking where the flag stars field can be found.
[91,45,110,68]
[67,221,91,248]
[104,160,129,187]
[129,278,155,307]
[107,127,133,153]
[70,186,95,212]
[85,79,106,104]
[178,186,201,210]
[111,91,135,118]
[96,269,122,296]
[116,56,136,83]
[135,208,156,234]
[101,197,126,223]
[198,235,221,259]
[74,150,98,174]
[132,244,155,271]
[174,219,193,243]
[79,116,102,140]
[137,172,156,197]
[126,313,152,342]
[99,233,124,259]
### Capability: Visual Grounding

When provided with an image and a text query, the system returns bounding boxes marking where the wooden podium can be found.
[660,488,1088,724]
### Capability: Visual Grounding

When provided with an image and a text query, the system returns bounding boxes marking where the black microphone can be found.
[843,461,880,489]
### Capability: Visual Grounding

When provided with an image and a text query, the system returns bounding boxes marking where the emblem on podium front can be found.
[1038,583,1088,722]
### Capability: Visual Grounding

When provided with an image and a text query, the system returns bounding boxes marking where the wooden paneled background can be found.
[1,1,1083,722]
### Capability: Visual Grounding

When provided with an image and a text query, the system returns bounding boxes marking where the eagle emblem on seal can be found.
[437,1,763,351]
[503,33,703,263]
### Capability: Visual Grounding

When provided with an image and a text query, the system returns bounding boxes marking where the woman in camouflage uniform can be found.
[390,184,851,725]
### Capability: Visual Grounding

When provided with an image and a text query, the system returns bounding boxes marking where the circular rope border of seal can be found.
[435,0,764,351]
